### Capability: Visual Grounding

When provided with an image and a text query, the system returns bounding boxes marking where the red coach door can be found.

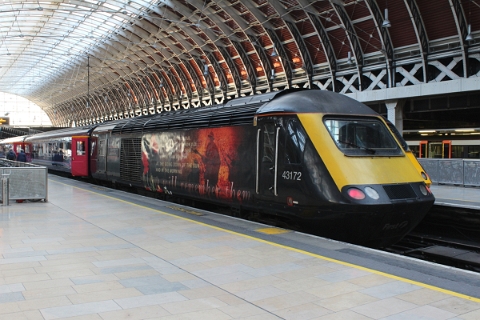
[71,136,89,176]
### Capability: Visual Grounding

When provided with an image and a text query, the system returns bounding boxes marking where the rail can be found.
[0,159,48,203]
[418,159,480,187]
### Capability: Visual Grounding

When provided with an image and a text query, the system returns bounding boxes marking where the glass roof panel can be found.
[0,0,158,102]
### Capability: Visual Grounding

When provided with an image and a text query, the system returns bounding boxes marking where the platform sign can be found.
[0,117,10,125]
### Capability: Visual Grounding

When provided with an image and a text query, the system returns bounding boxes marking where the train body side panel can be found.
[141,126,257,205]
[106,137,121,181]
[405,151,432,186]
[298,114,424,191]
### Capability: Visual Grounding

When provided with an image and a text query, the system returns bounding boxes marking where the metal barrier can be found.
[0,159,48,204]
[418,159,480,187]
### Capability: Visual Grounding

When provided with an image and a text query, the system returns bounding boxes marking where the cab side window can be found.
[262,123,276,163]
[285,119,306,164]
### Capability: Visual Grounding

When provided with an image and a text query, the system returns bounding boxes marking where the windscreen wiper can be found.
[338,140,376,154]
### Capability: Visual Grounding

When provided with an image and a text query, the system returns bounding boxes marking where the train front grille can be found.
[383,184,417,200]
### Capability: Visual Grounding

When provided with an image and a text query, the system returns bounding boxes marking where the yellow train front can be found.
[254,90,434,248]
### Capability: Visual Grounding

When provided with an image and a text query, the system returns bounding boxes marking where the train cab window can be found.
[324,118,402,156]
[263,123,276,162]
[77,141,85,155]
[285,119,306,164]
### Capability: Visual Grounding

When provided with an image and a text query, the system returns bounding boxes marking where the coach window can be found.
[468,145,480,158]
[77,141,85,155]
[39,143,45,157]
[285,119,306,164]
[90,140,96,156]
[452,145,464,158]
[66,142,72,157]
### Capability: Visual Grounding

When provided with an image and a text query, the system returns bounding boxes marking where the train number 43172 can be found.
[282,171,302,180]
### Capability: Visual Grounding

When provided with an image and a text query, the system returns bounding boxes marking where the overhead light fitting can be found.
[466,24,473,41]
[382,8,391,28]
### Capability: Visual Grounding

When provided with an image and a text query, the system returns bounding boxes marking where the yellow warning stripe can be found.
[256,227,290,235]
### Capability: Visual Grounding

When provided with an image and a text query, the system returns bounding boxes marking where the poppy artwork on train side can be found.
[141,126,256,203]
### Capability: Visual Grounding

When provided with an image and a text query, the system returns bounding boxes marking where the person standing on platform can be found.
[17,149,27,162]
[6,149,16,161]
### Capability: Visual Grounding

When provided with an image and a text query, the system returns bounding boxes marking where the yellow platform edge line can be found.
[51,179,480,303]
[256,227,290,235]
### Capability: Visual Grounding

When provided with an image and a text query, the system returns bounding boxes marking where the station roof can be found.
[0,0,479,126]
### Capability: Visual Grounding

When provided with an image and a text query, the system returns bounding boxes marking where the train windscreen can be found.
[324,117,403,156]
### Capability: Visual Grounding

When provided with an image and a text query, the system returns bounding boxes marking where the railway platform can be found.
[430,184,480,210]
[0,176,480,319]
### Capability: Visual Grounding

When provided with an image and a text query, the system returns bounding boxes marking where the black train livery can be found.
[16,89,434,247]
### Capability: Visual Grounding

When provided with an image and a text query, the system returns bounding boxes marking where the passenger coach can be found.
[0,135,32,160]
[25,126,95,176]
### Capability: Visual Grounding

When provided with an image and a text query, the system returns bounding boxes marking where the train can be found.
[404,128,480,159]
[0,89,435,247]
[0,135,32,161]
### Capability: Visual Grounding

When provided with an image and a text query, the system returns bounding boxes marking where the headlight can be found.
[364,187,380,200]
[419,184,428,196]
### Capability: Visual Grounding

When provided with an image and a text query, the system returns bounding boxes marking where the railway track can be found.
[384,205,480,272]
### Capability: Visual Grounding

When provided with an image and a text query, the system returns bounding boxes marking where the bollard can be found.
[2,174,9,206]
